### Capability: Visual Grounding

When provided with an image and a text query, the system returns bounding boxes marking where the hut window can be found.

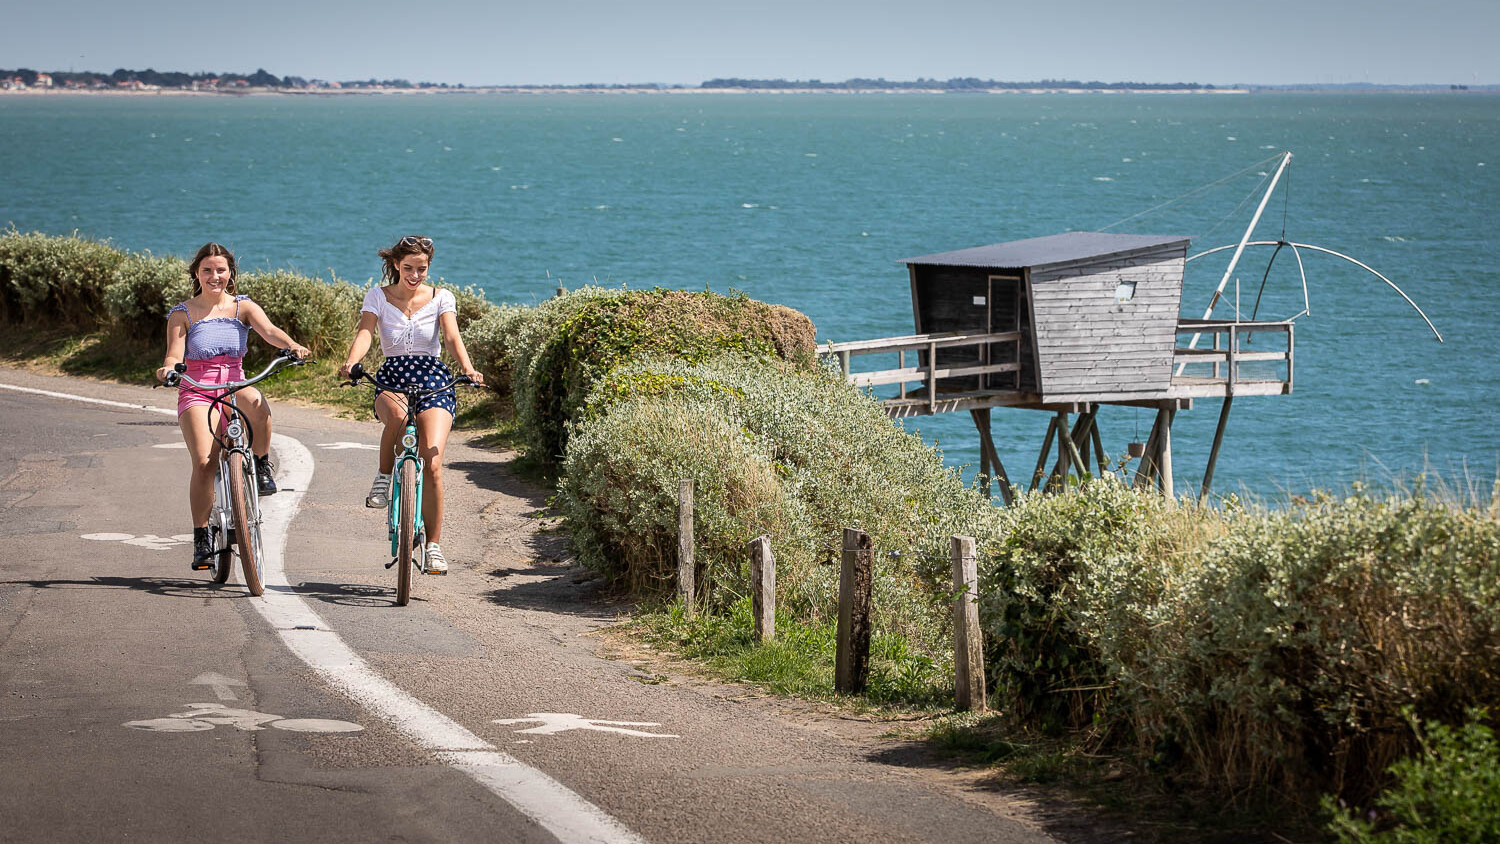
[1114,280,1137,302]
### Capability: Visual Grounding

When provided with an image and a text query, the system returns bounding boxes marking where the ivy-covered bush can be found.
[505,287,818,465]
[558,354,1000,659]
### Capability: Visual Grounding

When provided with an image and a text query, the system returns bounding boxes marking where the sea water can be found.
[2,92,1496,499]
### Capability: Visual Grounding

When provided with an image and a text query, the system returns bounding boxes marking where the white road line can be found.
[2,379,646,844]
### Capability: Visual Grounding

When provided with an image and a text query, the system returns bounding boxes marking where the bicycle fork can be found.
[386,423,426,567]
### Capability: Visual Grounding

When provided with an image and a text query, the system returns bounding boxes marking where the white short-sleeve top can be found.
[361,286,456,358]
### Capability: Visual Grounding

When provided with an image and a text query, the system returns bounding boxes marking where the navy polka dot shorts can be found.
[374,355,458,418]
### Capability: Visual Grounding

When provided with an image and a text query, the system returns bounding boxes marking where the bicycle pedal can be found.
[385,558,398,570]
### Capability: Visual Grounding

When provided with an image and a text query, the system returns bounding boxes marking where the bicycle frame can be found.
[388,418,425,561]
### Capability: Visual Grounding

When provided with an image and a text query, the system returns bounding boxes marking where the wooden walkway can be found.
[825,319,1293,417]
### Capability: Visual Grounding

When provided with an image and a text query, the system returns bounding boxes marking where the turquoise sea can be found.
[2,92,1497,499]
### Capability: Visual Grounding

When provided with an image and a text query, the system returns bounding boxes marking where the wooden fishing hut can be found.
[826,231,1295,503]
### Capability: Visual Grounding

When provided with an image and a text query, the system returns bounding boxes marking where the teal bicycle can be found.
[344,363,474,606]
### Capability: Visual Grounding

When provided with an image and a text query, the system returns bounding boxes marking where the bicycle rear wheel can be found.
[395,460,417,606]
[228,452,265,597]
[210,526,233,584]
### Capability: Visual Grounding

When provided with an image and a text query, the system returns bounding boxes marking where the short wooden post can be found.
[835,528,874,694]
[749,535,775,643]
[951,536,987,712]
[677,479,695,617]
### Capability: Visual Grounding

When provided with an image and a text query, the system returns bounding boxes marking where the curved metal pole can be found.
[1186,241,1443,342]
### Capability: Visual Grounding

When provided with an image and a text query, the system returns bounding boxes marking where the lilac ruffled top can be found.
[168,295,251,360]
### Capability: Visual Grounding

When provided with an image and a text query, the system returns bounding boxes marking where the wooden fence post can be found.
[677,479,695,618]
[750,536,775,643]
[951,535,987,712]
[836,528,873,694]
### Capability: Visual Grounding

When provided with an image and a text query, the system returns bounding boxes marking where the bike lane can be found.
[0,372,551,844]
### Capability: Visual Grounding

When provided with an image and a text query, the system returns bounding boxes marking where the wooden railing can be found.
[822,331,1024,413]
[1171,319,1294,396]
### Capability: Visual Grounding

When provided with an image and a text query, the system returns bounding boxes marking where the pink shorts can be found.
[176,356,246,416]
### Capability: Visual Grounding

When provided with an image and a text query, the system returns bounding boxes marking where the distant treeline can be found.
[0,67,460,90]
[700,76,1213,90]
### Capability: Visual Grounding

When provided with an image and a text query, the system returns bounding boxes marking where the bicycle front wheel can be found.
[228,452,265,597]
[395,460,417,606]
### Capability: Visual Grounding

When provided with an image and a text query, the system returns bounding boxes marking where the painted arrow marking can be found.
[492,713,678,738]
[190,671,246,701]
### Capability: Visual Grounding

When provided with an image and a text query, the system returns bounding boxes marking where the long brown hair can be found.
[188,242,238,296]
[377,236,435,286]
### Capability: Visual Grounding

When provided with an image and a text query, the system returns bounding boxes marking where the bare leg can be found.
[179,405,221,527]
[239,386,273,459]
[374,392,408,475]
[416,407,455,543]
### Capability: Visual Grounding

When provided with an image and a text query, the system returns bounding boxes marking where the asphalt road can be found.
[0,366,1079,844]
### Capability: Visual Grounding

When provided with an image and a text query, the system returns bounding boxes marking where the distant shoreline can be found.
[5,85,1493,98]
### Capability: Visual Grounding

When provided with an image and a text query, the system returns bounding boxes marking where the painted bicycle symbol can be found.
[125,703,363,734]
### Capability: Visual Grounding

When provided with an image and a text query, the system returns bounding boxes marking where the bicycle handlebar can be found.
[343,363,475,399]
[160,349,308,390]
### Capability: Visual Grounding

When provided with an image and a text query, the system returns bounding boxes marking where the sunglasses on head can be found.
[399,236,433,249]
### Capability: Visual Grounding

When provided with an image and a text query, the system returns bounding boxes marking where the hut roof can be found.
[901,232,1190,272]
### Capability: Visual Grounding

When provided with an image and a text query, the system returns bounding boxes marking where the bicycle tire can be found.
[228,452,265,597]
[211,526,232,584]
[395,459,417,606]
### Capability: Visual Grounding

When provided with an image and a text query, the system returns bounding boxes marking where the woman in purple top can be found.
[155,243,310,570]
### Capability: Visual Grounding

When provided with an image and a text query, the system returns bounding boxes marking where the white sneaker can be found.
[424,542,448,575]
[365,473,391,508]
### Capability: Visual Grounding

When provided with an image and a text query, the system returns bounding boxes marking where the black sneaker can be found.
[255,454,278,496]
[191,528,214,571]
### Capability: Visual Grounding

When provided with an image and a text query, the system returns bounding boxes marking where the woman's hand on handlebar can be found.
[462,368,484,388]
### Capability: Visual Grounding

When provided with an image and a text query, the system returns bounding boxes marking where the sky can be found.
[3,0,1497,87]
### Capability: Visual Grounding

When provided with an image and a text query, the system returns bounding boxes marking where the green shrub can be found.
[236,270,364,360]
[0,229,121,326]
[459,301,532,398]
[978,481,1500,806]
[978,477,1212,737]
[1325,709,1500,844]
[102,251,191,341]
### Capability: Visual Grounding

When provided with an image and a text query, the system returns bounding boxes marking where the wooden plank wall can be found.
[1029,246,1185,398]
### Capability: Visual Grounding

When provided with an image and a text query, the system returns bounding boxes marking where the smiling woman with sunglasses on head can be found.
[337,235,483,575]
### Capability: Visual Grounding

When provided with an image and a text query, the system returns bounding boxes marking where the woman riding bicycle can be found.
[155,242,310,570]
[337,235,484,575]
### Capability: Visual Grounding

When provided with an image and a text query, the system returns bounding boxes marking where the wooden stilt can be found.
[1159,408,1176,500]
[970,408,993,498]
[1031,415,1059,492]
[1200,396,1234,504]
[1068,407,1097,477]
[1132,410,1165,490]
[1047,411,1070,492]
[1058,411,1086,479]
[971,408,1013,505]
[1091,415,1108,474]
